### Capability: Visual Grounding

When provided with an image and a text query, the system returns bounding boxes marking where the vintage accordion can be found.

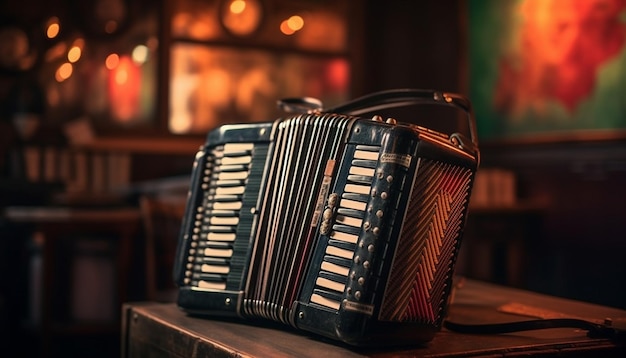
[173,89,480,347]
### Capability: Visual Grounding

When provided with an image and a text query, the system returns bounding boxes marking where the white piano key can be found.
[349,166,375,177]
[223,143,254,153]
[218,171,249,180]
[335,215,362,228]
[201,264,230,274]
[204,247,234,257]
[353,150,379,161]
[339,198,367,211]
[311,293,340,310]
[221,156,252,165]
[216,186,246,195]
[316,277,345,293]
[213,201,243,210]
[321,261,350,277]
[207,232,237,241]
[210,216,239,225]
[197,280,227,290]
[326,245,354,260]
[344,184,371,195]
[330,231,359,244]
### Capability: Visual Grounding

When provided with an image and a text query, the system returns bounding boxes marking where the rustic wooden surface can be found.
[121,278,626,357]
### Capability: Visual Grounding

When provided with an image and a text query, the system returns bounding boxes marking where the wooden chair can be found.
[139,194,187,302]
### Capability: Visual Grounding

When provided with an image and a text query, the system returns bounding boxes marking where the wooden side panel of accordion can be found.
[293,121,478,346]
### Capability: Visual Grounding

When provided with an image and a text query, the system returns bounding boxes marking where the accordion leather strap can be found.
[326,88,478,148]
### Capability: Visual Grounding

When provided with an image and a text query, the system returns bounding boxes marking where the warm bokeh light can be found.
[280,20,295,35]
[109,55,141,122]
[105,53,120,70]
[132,45,149,64]
[280,15,304,35]
[222,0,262,36]
[46,17,60,39]
[67,46,82,63]
[287,15,304,31]
[230,0,246,14]
[55,62,73,82]
[115,66,128,85]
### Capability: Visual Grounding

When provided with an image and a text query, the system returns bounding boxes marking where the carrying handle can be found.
[325,88,479,148]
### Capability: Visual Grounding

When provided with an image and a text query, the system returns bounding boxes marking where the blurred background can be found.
[1,0,625,357]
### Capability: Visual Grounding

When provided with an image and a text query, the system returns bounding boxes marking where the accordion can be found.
[173,89,480,347]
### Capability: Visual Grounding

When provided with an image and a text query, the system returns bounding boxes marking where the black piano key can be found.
[336,208,365,219]
[328,239,357,252]
[332,224,361,235]
[355,145,381,152]
[319,271,349,285]
[351,159,378,168]
[341,192,370,203]
[312,288,343,303]
[323,255,353,268]
[347,174,374,184]
[195,257,230,265]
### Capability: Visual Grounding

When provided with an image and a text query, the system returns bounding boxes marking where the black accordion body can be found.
[173,89,480,347]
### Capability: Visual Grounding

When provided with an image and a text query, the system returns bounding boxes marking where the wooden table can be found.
[121,278,625,357]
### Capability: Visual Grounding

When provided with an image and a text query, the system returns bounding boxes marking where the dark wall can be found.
[358,0,464,95]
[482,141,626,309]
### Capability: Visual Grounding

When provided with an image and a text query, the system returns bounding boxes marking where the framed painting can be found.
[468,0,626,143]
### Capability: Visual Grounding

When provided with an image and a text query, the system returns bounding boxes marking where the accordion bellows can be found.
[173,89,480,347]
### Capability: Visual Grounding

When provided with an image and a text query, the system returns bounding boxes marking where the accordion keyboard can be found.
[311,146,381,310]
[192,143,254,291]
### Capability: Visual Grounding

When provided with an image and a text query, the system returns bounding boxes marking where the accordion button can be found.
[328,193,338,206]
[363,261,371,269]
[358,277,365,285]
[355,291,362,300]
[368,244,375,253]
[371,115,383,122]
[323,208,333,220]
[381,192,388,200]
[376,210,383,218]
[387,175,393,183]
[373,227,380,236]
